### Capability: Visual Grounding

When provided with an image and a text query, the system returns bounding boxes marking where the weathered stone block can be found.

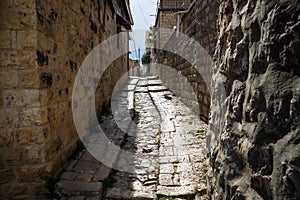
[15,30,37,49]
[17,69,39,89]
[0,30,11,48]
[0,169,15,184]
[0,108,17,128]
[25,146,45,164]
[0,8,36,29]
[18,165,45,182]
[0,128,13,147]
[17,107,49,127]
[92,164,111,181]
[16,127,46,145]
[9,50,36,67]
[3,89,40,107]
[0,70,18,89]
[0,183,30,198]
[0,50,10,67]
[57,180,103,195]
[2,147,25,166]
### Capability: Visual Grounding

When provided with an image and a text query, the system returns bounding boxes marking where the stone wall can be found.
[129,58,139,76]
[157,0,219,122]
[160,0,192,10]
[156,10,177,49]
[208,0,300,199]
[0,0,41,197]
[0,0,130,198]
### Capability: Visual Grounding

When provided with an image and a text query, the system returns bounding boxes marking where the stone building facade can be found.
[153,0,219,122]
[0,0,132,198]
[154,0,192,48]
[129,58,139,76]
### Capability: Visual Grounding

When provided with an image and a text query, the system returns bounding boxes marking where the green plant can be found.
[142,50,151,65]
[156,136,161,148]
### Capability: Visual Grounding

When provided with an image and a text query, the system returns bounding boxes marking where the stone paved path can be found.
[55,76,208,200]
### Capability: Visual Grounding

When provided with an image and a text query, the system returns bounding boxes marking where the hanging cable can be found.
[130,32,139,61]
[136,0,150,26]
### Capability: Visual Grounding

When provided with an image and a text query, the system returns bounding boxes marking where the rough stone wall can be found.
[156,11,177,49]
[208,0,300,199]
[160,0,191,10]
[0,0,129,198]
[129,58,139,76]
[158,0,219,122]
[0,0,44,197]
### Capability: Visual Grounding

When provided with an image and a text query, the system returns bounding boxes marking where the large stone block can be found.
[0,0,36,9]
[18,69,39,88]
[0,8,36,30]
[17,107,49,127]
[3,89,40,107]
[0,108,17,128]
[2,147,25,166]
[9,50,36,68]
[15,127,46,145]
[0,89,3,107]
[25,146,46,164]
[0,69,18,89]
[18,165,45,182]
[0,169,15,184]
[0,50,10,67]
[14,30,37,49]
[0,30,11,49]
[0,183,31,198]
[0,128,13,147]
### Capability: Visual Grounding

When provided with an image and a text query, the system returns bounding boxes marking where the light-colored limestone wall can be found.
[0,0,130,198]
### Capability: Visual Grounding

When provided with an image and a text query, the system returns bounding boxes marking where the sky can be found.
[129,0,158,61]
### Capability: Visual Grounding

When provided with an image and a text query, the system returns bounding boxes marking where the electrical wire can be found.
[130,32,139,62]
[135,0,150,26]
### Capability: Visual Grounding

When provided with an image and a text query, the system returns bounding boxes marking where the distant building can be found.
[153,0,192,49]
[129,58,140,76]
[145,29,154,51]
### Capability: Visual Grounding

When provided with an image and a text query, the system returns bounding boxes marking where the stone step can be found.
[147,79,163,86]
[105,187,155,200]
[135,86,148,93]
[57,180,103,196]
[156,185,196,197]
[127,77,139,85]
[148,85,168,92]
[137,79,148,87]
[147,76,159,80]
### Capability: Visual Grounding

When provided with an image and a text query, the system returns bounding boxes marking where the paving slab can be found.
[148,85,168,92]
[135,86,148,93]
[147,79,163,86]
[57,180,103,194]
[55,76,208,200]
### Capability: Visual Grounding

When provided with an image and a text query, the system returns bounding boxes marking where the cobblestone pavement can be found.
[55,76,208,200]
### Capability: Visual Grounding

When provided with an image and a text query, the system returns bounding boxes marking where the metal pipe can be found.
[173,0,197,37]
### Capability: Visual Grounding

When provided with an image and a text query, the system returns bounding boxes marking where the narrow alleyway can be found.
[56,77,208,200]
